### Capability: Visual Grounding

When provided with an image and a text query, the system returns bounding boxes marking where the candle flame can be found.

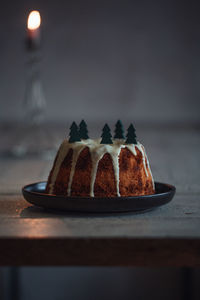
[27,11,41,30]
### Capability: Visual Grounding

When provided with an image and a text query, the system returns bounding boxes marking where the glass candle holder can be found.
[11,48,57,159]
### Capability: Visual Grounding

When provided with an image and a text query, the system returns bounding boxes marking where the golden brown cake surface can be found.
[46,139,155,197]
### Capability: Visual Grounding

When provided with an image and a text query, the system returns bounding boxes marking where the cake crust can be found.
[52,148,73,196]
[119,148,154,196]
[94,153,118,197]
[71,147,92,197]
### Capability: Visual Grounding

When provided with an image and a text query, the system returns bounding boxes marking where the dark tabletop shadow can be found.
[20,205,155,218]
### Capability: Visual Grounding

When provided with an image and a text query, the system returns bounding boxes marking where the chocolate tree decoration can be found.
[114,120,125,139]
[79,120,89,139]
[125,124,137,144]
[100,124,113,144]
[69,122,81,143]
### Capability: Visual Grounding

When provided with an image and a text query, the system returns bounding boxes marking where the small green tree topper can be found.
[100,124,113,144]
[79,120,89,139]
[69,122,81,143]
[114,120,125,139]
[125,124,137,144]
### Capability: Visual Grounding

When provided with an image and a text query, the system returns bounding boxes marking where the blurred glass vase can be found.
[24,53,46,126]
[11,52,57,159]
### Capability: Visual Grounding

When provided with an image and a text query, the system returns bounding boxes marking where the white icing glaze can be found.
[142,145,155,190]
[67,143,86,196]
[48,140,69,194]
[48,138,154,196]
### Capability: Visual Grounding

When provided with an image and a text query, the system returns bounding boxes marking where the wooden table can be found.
[0,123,200,266]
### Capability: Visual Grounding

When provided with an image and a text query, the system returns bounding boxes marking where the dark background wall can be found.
[1,0,200,123]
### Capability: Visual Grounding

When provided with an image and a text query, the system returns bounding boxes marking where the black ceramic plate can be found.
[22,181,175,213]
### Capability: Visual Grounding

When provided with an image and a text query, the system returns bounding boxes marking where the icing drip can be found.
[109,147,121,197]
[49,140,70,194]
[67,144,86,196]
[123,143,148,177]
[126,144,137,156]
[142,145,155,190]
[48,139,154,197]
[90,150,104,197]
[89,141,123,197]
[136,144,148,176]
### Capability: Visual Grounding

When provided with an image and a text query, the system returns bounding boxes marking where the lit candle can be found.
[27,10,41,50]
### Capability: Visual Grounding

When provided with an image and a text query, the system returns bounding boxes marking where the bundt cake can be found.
[46,121,155,197]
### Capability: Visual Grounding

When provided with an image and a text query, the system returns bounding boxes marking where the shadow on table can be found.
[20,205,156,218]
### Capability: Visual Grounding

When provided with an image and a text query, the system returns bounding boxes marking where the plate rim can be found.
[22,181,176,200]
[22,181,176,213]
